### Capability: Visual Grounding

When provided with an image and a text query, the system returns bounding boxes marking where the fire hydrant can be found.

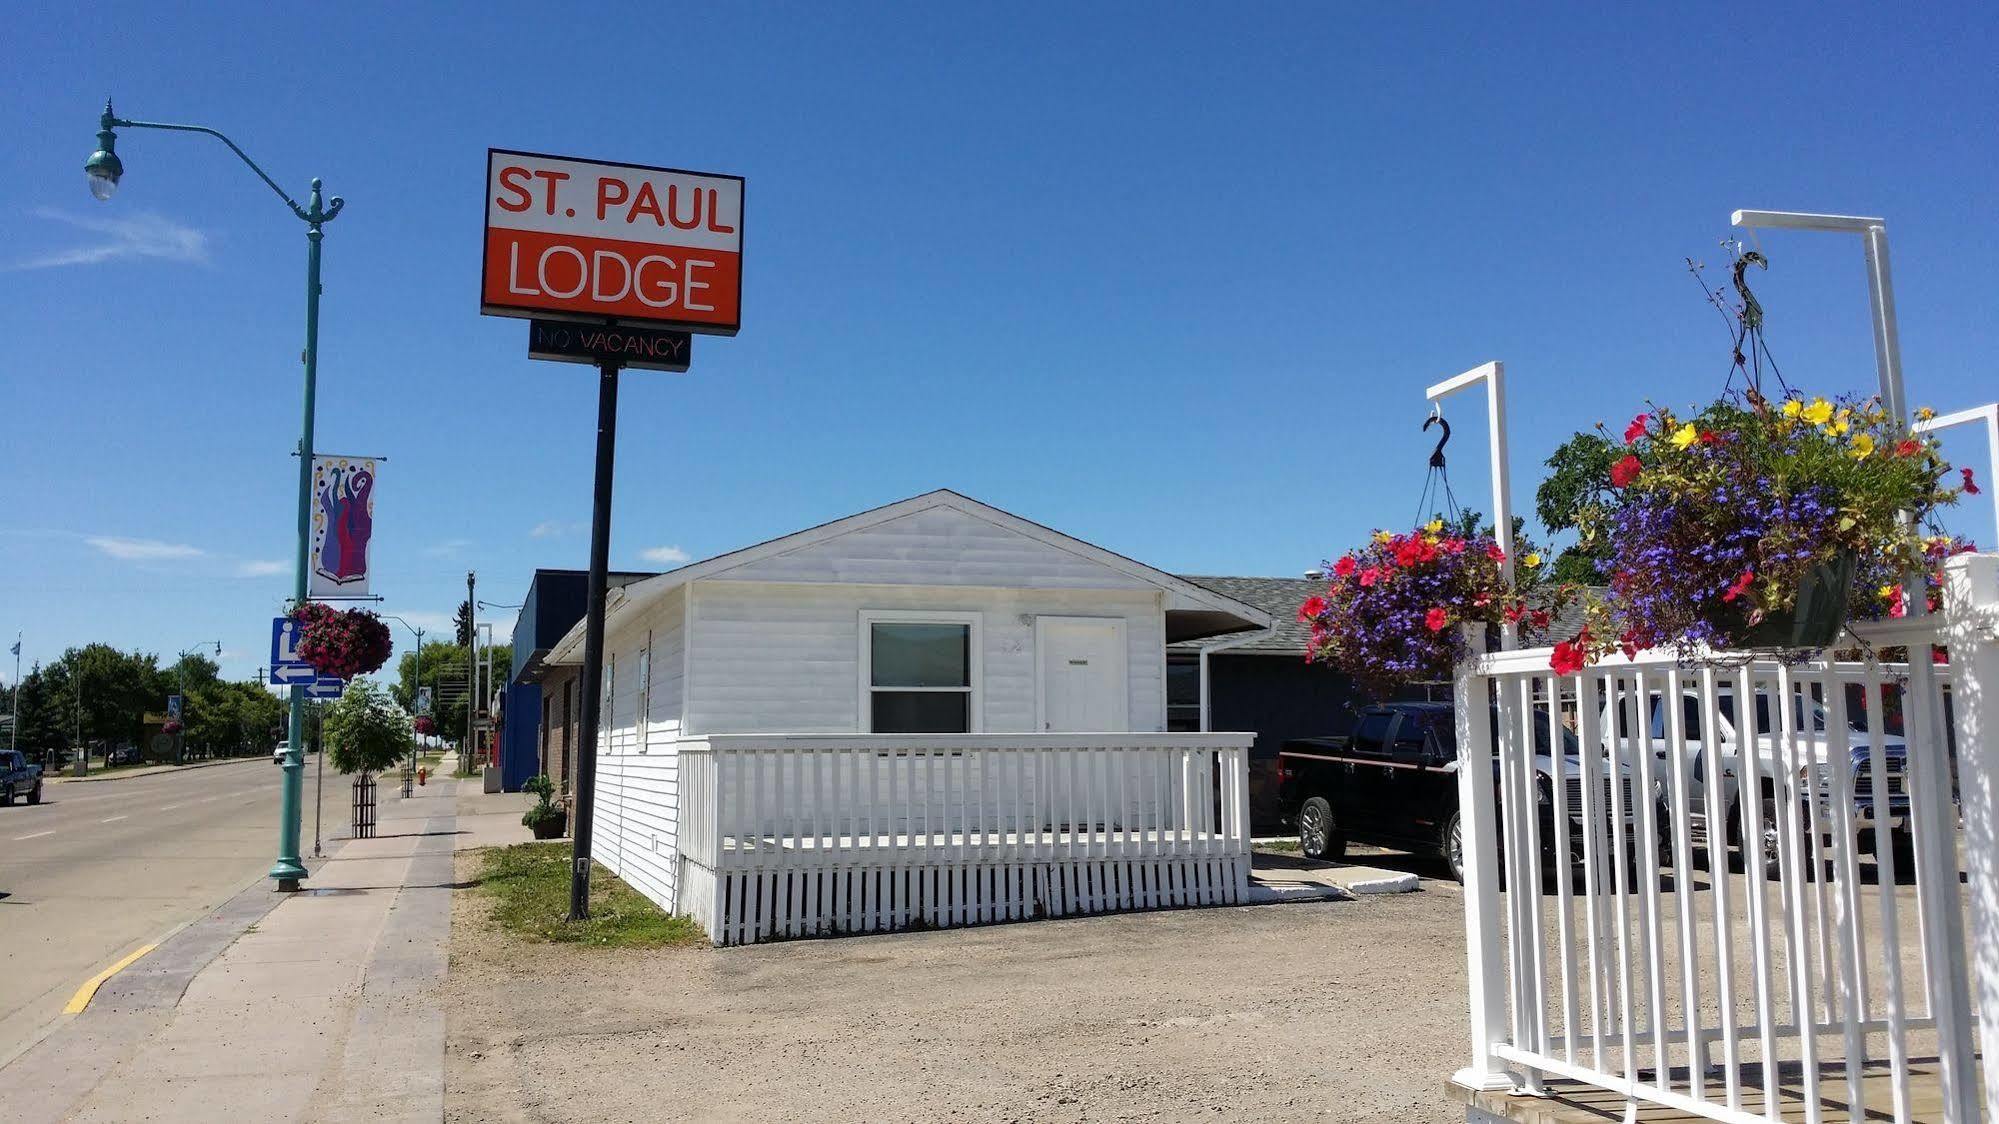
[417,767,428,786]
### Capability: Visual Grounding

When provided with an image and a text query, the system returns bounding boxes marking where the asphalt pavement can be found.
[0,756,349,1064]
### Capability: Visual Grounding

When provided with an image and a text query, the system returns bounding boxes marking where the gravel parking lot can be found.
[445,849,1472,1124]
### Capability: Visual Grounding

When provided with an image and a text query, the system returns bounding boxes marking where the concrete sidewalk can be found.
[9,778,462,1124]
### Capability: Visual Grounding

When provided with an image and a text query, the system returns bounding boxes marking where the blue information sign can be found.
[270,617,315,684]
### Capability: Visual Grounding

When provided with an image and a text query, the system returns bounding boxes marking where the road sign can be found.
[304,676,346,700]
[481,149,743,336]
[528,318,691,372]
[166,695,183,719]
[270,617,316,684]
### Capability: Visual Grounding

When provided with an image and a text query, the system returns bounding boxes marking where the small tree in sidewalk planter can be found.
[324,679,414,776]
[521,774,566,840]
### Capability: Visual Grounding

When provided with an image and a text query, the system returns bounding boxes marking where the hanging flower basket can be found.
[292,602,393,680]
[1301,520,1562,698]
[413,715,436,736]
[162,718,183,735]
[1558,393,1963,667]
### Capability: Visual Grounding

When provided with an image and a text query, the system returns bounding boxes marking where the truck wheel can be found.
[0,784,12,807]
[1444,809,1466,884]
[1298,796,1345,861]
[28,783,42,805]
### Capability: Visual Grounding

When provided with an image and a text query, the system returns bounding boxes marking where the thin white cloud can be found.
[531,520,583,538]
[421,538,473,558]
[10,208,209,271]
[87,535,205,561]
[236,559,289,577]
[639,544,690,564]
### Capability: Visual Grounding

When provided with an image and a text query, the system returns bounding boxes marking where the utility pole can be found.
[466,571,477,766]
[9,633,18,760]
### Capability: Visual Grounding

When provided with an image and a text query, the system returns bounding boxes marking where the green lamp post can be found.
[88,99,343,891]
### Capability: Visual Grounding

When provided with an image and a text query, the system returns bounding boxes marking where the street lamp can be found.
[380,615,427,780]
[173,641,222,765]
[89,98,345,891]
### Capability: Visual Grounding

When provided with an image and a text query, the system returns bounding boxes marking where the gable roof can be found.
[546,489,1272,665]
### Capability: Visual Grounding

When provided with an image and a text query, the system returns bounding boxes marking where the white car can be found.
[1606,685,1912,878]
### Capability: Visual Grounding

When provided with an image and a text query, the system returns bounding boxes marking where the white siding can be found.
[684,581,1166,735]
[589,586,686,909]
[716,506,1158,591]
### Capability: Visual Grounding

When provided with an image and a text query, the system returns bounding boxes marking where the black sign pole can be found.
[567,355,621,921]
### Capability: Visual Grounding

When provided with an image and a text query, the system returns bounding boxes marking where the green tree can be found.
[1536,431,1621,585]
[454,600,474,648]
[323,679,413,775]
[391,641,510,745]
[14,664,68,758]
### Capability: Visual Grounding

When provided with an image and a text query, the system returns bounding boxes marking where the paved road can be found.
[0,757,350,1064]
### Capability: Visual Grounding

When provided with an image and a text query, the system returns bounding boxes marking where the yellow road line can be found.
[63,944,157,1015]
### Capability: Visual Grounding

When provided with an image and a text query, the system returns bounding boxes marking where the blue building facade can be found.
[502,567,658,791]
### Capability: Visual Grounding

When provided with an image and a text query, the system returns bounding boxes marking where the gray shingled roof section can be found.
[1172,575,1327,653]
[1170,575,1606,654]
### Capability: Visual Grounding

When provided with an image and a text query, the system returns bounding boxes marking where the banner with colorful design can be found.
[308,454,378,598]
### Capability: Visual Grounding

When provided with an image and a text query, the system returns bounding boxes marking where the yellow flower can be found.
[1669,423,1700,449]
[1916,406,1937,421]
[1522,552,1542,569]
[1373,530,1393,544]
[1850,433,1875,458]
[1830,419,1850,436]
[1781,399,1804,419]
[1878,584,1898,601]
[1802,398,1833,425]
[1424,519,1444,534]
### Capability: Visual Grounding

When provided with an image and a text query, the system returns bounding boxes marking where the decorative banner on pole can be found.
[309,455,377,598]
[416,686,433,716]
[481,149,743,336]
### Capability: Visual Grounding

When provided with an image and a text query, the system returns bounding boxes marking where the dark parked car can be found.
[1,750,46,806]
[1276,701,1641,883]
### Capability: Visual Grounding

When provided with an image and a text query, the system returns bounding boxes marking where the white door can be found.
[1037,618,1128,732]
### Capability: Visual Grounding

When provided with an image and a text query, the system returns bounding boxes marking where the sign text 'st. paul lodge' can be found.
[481,149,742,335]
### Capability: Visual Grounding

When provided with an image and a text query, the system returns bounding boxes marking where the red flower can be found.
[1698,430,1722,446]
[1610,454,1643,488]
[1964,468,1982,495]
[1485,542,1506,562]
[1529,609,1551,631]
[1619,628,1642,661]
[1298,596,1327,621]
[1895,439,1921,458]
[1424,607,1449,632]
[1623,414,1650,444]
[1358,567,1380,588]
[1503,603,1525,623]
[1720,569,1756,603]
[1888,585,1907,619]
[1550,633,1589,676]
[1332,555,1357,578]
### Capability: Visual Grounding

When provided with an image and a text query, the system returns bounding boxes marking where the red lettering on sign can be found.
[596,177,628,221]
[667,184,702,230]
[495,166,534,212]
[705,188,735,234]
[531,169,570,216]
[628,182,664,227]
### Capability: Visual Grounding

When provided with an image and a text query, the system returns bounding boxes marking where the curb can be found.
[62,945,156,1014]
[47,757,267,785]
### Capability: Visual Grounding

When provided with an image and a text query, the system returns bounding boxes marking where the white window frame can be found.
[636,632,652,754]
[858,609,982,733]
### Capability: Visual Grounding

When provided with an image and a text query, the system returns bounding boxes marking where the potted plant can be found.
[1554,393,1964,669]
[293,602,394,680]
[521,773,566,840]
[1301,518,1562,697]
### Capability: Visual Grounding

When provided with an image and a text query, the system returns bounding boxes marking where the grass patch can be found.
[475,842,707,949]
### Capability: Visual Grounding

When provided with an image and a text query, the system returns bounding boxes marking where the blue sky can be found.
[4,3,1996,684]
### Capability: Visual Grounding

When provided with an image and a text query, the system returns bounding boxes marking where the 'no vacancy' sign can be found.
[481,149,743,335]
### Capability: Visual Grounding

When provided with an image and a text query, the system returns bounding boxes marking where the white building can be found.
[543,489,1270,944]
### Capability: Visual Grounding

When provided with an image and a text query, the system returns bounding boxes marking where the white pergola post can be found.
[1942,553,1999,1121]
[1427,361,1517,650]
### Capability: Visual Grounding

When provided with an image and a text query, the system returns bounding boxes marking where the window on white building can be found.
[860,611,979,733]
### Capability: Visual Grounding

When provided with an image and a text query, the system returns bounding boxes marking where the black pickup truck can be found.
[1276,701,1642,883]
[1,750,45,806]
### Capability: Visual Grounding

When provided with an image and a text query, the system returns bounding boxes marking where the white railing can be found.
[677,732,1254,944]
[1453,554,1999,1123]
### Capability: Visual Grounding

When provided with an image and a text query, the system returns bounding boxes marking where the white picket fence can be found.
[676,733,1254,945]
[1453,554,1999,1122]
